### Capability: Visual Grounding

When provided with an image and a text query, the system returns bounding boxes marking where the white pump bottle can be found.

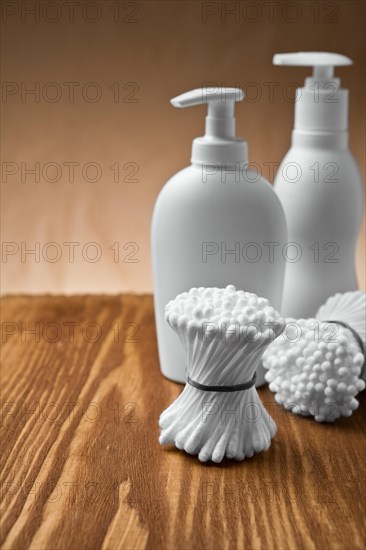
[273,52,364,318]
[151,87,287,385]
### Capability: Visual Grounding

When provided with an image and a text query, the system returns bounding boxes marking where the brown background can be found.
[2,0,365,294]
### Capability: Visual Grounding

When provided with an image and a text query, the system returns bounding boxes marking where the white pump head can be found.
[273,52,353,133]
[171,87,247,166]
[273,51,352,80]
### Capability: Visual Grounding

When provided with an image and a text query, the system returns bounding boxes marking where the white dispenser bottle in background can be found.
[273,52,364,318]
[152,87,287,385]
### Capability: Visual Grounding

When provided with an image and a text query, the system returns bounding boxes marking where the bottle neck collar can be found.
[191,138,248,166]
[292,129,348,149]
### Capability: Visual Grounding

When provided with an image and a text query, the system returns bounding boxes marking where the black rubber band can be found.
[324,320,365,356]
[186,373,257,393]
[324,320,366,378]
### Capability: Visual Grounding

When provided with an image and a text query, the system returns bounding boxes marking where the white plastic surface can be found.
[273,51,353,131]
[171,87,247,165]
[274,145,363,317]
[273,51,363,317]
[273,51,352,75]
[152,163,287,385]
[171,87,244,109]
[152,87,287,385]
[159,286,285,462]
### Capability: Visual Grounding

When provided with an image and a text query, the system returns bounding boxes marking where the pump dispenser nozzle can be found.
[273,52,352,78]
[171,87,247,166]
[273,52,353,132]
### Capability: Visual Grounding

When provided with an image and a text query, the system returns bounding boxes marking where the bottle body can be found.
[152,164,287,385]
[274,133,364,318]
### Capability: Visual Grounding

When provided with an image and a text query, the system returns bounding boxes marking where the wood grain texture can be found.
[1,295,365,550]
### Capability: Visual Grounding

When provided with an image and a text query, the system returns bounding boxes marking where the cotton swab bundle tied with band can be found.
[159,285,285,463]
[262,291,366,422]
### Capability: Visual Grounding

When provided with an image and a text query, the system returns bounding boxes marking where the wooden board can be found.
[1,295,365,550]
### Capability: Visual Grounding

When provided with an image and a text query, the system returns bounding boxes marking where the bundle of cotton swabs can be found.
[262,291,366,422]
[159,285,285,463]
